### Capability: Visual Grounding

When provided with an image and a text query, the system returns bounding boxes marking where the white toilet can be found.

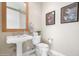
[32,32,49,56]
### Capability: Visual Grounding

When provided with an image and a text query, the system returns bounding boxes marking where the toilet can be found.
[32,32,49,56]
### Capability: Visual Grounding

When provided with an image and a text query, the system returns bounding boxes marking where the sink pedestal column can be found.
[16,42,22,56]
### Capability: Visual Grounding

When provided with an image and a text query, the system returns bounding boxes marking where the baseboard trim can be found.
[50,50,65,56]
[23,49,35,56]
[23,49,65,56]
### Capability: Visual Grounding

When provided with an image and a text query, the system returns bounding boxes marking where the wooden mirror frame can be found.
[2,2,28,32]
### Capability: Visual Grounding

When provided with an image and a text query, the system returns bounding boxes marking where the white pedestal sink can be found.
[6,34,33,56]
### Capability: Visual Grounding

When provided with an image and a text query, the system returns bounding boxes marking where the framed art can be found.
[61,2,79,24]
[46,11,55,25]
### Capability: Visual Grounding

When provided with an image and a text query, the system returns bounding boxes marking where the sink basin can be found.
[6,34,33,56]
[7,34,33,43]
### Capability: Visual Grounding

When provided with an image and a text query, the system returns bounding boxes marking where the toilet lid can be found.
[36,43,48,48]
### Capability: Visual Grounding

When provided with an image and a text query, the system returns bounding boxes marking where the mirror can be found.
[2,2,28,32]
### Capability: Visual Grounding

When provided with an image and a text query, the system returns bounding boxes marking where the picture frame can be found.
[46,11,55,25]
[61,2,79,24]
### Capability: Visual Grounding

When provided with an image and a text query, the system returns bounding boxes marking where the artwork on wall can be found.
[46,11,55,25]
[61,2,79,24]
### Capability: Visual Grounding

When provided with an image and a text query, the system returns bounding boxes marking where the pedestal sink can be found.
[6,34,33,56]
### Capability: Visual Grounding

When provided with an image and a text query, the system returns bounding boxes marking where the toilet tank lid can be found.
[36,43,48,48]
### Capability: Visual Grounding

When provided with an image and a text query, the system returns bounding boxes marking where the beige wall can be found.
[28,2,42,31]
[41,2,79,56]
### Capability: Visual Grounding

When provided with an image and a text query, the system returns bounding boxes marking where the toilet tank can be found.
[32,32,41,45]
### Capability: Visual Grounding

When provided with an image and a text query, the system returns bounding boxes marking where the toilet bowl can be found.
[36,43,49,56]
[32,32,49,56]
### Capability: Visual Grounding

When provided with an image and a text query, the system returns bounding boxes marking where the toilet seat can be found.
[36,43,48,48]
